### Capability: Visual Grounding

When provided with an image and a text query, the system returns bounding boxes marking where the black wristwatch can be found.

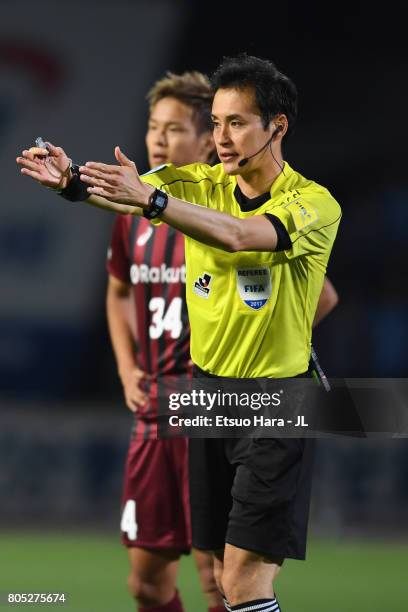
[143,188,168,219]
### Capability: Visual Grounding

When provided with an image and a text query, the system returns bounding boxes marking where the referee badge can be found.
[236,267,271,310]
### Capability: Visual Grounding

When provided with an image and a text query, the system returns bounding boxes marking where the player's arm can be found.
[16,143,143,216]
[18,145,278,250]
[79,148,280,252]
[159,196,278,251]
[106,274,147,412]
[313,276,339,327]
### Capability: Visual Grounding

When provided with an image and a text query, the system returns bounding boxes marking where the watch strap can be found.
[143,188,168,219]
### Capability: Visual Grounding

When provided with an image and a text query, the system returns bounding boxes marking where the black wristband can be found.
[143,188,168,219]
[57,164,89,202]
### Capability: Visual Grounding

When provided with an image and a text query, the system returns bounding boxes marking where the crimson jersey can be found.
[107,215,190,437]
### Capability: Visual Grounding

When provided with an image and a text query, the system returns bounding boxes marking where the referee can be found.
[18,54,341,612]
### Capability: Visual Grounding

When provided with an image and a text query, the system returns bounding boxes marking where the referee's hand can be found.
[17,142,72,190]
[79,147,153,208]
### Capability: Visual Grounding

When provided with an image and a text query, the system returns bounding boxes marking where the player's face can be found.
[212,86,273,175]
[146,97,213,169]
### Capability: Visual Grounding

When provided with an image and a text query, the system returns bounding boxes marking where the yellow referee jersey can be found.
[142,161,341,378]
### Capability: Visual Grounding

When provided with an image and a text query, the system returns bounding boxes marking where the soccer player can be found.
[106,71,223,612]
[18,54,341,612]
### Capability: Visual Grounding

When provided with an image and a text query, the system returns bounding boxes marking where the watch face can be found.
[144,189,167,219]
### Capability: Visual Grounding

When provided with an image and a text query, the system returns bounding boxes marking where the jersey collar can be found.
[233,161,293,212]
[233,184,271,212]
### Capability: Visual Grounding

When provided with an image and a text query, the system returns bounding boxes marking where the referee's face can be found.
[212,86,274,175]
[146,97,213,169]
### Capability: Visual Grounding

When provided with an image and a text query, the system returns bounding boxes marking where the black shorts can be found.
[189,367,315,560]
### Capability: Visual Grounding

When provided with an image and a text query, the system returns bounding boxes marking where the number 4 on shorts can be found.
[121,500,138,540]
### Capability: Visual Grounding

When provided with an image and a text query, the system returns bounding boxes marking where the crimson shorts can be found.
[120,435,191,551]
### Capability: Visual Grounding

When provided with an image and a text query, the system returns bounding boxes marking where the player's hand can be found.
[16,142,72,190]
[121,366,151,413]
[79,146,153,207]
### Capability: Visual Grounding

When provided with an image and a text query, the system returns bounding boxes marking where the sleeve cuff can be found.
[264,213,292,251]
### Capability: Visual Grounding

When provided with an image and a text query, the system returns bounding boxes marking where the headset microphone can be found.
[238,124,283,168]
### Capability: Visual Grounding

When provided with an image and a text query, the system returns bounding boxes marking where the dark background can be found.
[1,0,407,533]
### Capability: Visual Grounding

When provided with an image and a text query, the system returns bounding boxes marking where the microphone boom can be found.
[238,125,282,167]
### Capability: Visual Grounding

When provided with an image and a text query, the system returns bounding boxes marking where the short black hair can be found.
[211,53,297,137]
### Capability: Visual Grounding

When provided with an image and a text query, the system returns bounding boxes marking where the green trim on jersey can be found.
[142,162,341,378]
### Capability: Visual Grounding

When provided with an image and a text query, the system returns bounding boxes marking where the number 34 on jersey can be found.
[149,297,182,339]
